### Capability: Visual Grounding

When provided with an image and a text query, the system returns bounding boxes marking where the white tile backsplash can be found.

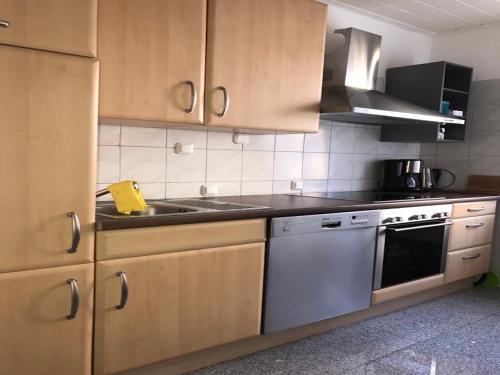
[97,121,418,198]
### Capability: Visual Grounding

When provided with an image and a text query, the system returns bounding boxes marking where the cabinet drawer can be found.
[445,245,491,283]
[451,200,496,218]
[96,219,266,260]
[448,215,495,252]
[0,0,97,57]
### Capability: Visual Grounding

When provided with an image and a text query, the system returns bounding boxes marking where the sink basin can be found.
[96,203,198,219]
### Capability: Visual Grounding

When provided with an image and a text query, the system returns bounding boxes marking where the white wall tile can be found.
[304,126,331,153]
[468,156,500,175]
[166,148,206,182]
[328,179,352,192]
[139,183,166,200]
[274,152,303,180]
[97,146,120,184]
[120,147,166,183]
[206,150,242,181]
[329,154,354,179]
[377,141,399,155]
[96,183,112,202]
[243,134,275,151]
[241,181,273,195]
[242,151,274,181]
[212,182,241,196]
[272,180,295,194]
[419,143,437,156]
[354,126,379,154]
[351,179,378,191]
[353,154,379,179]
[397,143,420,156]
[121,126,166,147]
[207,131,241,150]
[436,155,469,180]
[166,182,202,198]
[470,130,500,155]
[330,125,356,153]
[275,134,304,152]
[303,180,328,192]
[302,153,329,180]
[167,128,207,148]
[98,125,120,146]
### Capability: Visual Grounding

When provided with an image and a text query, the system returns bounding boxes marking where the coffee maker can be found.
[382,159,423,191]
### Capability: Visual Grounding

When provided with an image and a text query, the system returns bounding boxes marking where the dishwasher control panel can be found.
[271,210,380,237]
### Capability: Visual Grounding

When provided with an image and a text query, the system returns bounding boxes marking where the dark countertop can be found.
[95,191,500,231]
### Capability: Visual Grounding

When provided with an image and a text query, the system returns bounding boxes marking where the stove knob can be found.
[395,217,403,222]
[443,212,448,217]
[420,214,427,219]
[432,213,442,218]
[409,215,419,221]
[382,217,394,224]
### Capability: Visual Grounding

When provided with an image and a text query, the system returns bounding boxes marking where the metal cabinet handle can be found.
[0,20,10,29]
[466,222,485,228]
[66,212,81,253]
[184,80,197,113]
[66,279,80,320]
[116,271,129,310]
[216,86,229,117]
[462,253,481,260]
[467,207,485,212]
[386,222,453,232]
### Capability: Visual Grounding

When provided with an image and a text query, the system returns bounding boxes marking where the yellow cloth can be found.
[107,180,147,214]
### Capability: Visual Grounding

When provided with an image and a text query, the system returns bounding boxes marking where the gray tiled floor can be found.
[190,287,500,375]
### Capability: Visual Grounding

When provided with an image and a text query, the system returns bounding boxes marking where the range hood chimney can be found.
[320,28,464,126]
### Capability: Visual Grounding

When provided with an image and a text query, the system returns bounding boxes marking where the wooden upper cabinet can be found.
[94,243,265,374]
[0,0,97,57]
[204,0,327,132]
[0,46,98,272]
[0,264,94,375]
[98,0,207,124]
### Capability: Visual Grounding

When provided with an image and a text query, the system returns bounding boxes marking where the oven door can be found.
[374,219,451,290]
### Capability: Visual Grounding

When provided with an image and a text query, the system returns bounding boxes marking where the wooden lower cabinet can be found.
[0,264,94,375]
[448,215,495,251]
[94,243,265,375]
[445,245,491,283]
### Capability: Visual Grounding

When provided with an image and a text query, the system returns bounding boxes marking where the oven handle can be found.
[386,222,454,232]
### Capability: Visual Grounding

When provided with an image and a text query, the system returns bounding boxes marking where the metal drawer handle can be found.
[0,20,10,29]
[184,80,197,113]
[387,222,453,232]
[67,212,81,253]
[466,223,485,228]
[116,271,129,310]
[467,207,485,212]
[216,86,229,117]
[462,253,481,261]
[66,279,80,320]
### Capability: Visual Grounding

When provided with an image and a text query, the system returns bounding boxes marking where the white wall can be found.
[431,26,500,81]
[325,5,433,81]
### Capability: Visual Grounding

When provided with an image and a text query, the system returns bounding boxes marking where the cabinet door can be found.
[94,243,265,375]
[0,46,98,272]
[204,0,327,132]
[0,264,94,375]
[445,245,491,283]
[0,0,97,57]
[98,0,206,124]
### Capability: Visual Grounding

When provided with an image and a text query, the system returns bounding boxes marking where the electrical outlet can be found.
[174,143,194,154]
[200,184,218,196]
[291,180,303,190]
[232,133,250,145]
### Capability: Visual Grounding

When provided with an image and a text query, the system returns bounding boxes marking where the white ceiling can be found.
[327,0,500,34]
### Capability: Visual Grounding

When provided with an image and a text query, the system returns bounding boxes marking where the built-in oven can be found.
[374,204,453,290]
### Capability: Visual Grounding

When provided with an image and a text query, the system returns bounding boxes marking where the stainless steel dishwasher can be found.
[263,210,380,334]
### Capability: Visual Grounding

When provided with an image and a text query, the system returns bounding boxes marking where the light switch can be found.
[175,143,194,155]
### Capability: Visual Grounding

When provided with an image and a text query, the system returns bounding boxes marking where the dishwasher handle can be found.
[321,221,342,229]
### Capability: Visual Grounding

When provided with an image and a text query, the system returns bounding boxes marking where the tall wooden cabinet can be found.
[0,264,94,375]
[0,46,98,273]
[204,0,327,132]
[94,243,265,375]
[0,0,97,57]
[98,0,207,124]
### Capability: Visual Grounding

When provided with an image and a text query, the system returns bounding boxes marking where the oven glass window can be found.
[382,221,445,288]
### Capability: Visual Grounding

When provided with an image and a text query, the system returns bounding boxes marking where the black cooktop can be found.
[300,191,445,203]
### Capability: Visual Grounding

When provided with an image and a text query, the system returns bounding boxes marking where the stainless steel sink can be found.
[96,203,199,219]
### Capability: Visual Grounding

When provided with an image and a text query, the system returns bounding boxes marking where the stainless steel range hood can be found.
[320,28,464,126]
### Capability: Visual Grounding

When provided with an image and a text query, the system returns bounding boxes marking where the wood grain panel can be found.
[0,264,94,375]
[448,214,495,252]
[0,0,96,57]
[0,46,97,272]
[468,175,500,193]
[95,218,266,260]
[94,243,265,374]
[204,0,326,132]
[98,0,206,124]
[371,274,445,305]
[451,200,497,218]
[445,245,491,283]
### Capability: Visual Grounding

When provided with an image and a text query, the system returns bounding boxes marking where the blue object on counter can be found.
[440,100,450,114]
